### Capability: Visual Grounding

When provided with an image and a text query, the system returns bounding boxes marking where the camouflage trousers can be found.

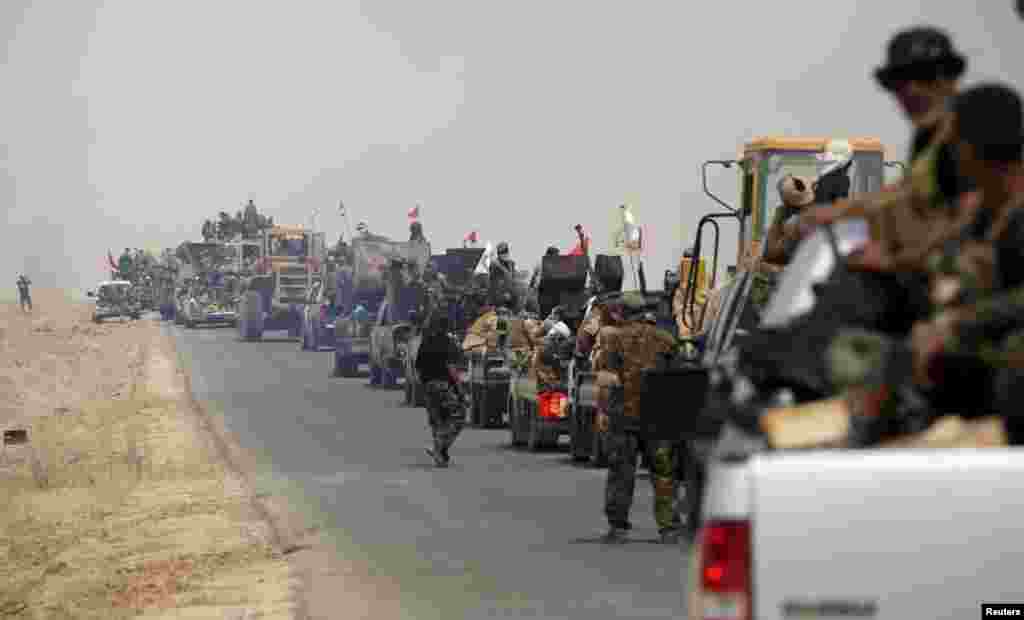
[424,380,465,453]
[604,432,682,532]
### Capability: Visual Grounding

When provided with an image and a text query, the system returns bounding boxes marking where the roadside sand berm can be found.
[0,290,295,618]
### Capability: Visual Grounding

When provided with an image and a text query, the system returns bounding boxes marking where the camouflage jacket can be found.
[592,321,676,418]
[939,197,1024,355]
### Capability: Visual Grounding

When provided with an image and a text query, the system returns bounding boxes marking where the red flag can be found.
[569,226,590,256]
[408,205,420,219]
[107,250,117,270]
[464,231,478,243]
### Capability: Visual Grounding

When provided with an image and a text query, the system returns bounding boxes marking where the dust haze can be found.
[3,1,1021,296]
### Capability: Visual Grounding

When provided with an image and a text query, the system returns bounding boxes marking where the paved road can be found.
[169,324,690,619]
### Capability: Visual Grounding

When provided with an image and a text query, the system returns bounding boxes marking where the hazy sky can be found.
[2,1,1021,293]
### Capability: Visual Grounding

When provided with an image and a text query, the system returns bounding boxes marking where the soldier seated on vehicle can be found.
[830,84,1024,441]
[764,174,816,267]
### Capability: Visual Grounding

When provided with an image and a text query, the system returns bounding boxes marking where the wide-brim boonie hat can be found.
[874,26,966,90]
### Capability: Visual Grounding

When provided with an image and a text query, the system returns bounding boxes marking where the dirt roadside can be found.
[0,290,298,618]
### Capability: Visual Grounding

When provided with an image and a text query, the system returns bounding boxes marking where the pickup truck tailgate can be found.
[751,449,1024,619]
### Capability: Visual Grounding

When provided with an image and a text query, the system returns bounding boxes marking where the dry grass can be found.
[0,290,296,618]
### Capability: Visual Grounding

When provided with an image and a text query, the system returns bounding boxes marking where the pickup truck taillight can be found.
[697,520,751,620]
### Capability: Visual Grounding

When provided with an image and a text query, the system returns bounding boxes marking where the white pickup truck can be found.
[689,433,1024,620]
[688,221,1024,619]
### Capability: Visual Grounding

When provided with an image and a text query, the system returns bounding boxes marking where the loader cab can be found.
[737,137,885,268]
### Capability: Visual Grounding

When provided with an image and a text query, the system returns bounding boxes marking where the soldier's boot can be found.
[424,447,447,468]
[601,523,630,544]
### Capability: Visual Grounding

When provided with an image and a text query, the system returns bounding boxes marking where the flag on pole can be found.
[568,225,590,256]
[338,200,346,215]
[473,242,494,275]
[107,250,117,270]
[408,204,420,220]
[612,204,643,257]
[464,230,479,244]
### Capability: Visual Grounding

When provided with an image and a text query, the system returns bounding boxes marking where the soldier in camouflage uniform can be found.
[592,305,681,544]
[910,85,1024,424]
[415,314,466,467]
[672,249,707,337]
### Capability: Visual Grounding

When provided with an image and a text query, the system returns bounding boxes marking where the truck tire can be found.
[527,403,543,452]
[369,364,382,386]
[309,322,320,351]
[333,353,357,378]
[175,311,184,326]
[404,379,414,405]
[412,379,426,406]
[240,292,264,341]
[510,396,525,447]
[569,405,591,462]
[590,429,609,468]
[507,393,518,446]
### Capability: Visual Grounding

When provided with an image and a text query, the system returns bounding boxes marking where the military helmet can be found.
[496,241,510,255]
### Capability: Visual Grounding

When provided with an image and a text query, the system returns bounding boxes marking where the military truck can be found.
[87,280,141,322]
[333,237,412,377]
[402,248,485,406]
[237,225,326,341]
[507,253,590,448]
[180,272,239,328]
[367,242,431,386]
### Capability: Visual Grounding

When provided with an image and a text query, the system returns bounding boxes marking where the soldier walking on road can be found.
[16,275,32,312]
[415,313,466,467]
[592,302,681,544]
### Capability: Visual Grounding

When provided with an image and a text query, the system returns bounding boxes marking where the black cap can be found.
[874,27,966,90]
[953,83,1024,163]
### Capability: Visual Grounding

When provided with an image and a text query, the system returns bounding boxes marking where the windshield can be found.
[759,150,885,241]
[270,234,307,258]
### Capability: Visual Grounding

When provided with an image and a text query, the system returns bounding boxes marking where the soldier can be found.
[798,26,972,277]
[764,174,816,267]
[415,313,466,467]
[592,302,681,544]
[672,248,708,337]
[911,85,1024,399]
[529,246,561,289]
[533,307,570,391]
[16,274,32,312]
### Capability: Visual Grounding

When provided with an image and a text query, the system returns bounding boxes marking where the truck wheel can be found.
[591,426,609,468]
[413,380,426,406]
[507,393,518,446]
[569,406,591,462]
[369,364,381,386]
[185,318,195,329]
[527,403,543,452]
[309,324,320,351]
[241,292,264,341]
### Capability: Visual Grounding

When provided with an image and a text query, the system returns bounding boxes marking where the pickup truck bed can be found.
[692,444,1024,620]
